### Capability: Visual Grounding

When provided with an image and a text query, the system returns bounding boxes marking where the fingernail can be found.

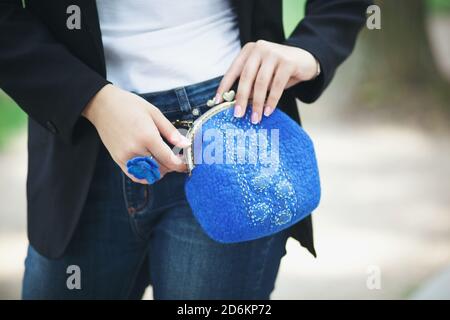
[177,135,191,147]
[171,132,191,147]
[251,111,259,124]
[234,104,242,117]
[214,93,222,104]
[263,106,273,117]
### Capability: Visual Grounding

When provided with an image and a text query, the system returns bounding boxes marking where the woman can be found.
[0,0,369,299]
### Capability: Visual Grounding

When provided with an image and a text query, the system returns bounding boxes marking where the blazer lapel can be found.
[77,0,106,75]
[232,0,255,45]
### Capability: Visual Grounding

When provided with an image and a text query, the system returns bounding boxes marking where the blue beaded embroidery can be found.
[185,105,321,243]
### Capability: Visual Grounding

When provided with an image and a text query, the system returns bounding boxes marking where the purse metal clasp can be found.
[171,119,194,128]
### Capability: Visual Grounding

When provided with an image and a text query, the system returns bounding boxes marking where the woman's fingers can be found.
[146,136,187,173]
[149,106,191,147]
[126,104,189,183]
[158,162,170,179]
[216,41,319,124]
[147,106,188,172]
[265,64,292,116]
[252,57,277,123]
[216,43,254,104]
[136,118,186,173]
[234,51,262,118]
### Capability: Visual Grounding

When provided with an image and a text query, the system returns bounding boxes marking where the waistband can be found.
[138,75,227,119]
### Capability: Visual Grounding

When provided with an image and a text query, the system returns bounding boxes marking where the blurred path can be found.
[411,266,450,299]
[0,133,27,299]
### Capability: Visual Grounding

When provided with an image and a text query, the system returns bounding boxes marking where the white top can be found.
[96,0,242,93]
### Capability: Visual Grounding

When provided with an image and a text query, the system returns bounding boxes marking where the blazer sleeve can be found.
[0,1,110,144]
[284,0,371,103]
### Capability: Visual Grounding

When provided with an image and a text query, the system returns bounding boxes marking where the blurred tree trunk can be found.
[357,0,449,114]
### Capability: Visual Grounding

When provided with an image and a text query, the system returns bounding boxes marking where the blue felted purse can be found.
[128,99,321,243]
[183,99,320,243]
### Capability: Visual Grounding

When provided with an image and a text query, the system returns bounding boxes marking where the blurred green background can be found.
[0,93,25,148]
[429,0,450,12]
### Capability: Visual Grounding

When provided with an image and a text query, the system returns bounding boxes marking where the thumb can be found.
[149,107,191,147]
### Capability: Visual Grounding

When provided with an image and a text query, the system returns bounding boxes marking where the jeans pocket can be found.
[122,174,159,240]
[122,174,151,216]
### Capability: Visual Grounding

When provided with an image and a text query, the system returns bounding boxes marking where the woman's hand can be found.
[82,84,190,184]
[216,40,320,124]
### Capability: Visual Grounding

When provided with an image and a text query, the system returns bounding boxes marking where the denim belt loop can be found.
[174,87,192,112]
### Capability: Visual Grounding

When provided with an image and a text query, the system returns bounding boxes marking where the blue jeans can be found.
[22,76,290,300]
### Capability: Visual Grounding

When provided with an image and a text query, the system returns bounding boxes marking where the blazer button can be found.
[45,121,58,134]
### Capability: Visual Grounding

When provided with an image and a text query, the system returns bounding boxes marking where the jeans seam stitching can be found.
[175,87,192,112]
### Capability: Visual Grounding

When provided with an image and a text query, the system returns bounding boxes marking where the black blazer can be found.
[0,0,369,259]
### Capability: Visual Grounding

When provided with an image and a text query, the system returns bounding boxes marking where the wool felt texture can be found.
[126,156,160,184]
[184,106,321,243]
